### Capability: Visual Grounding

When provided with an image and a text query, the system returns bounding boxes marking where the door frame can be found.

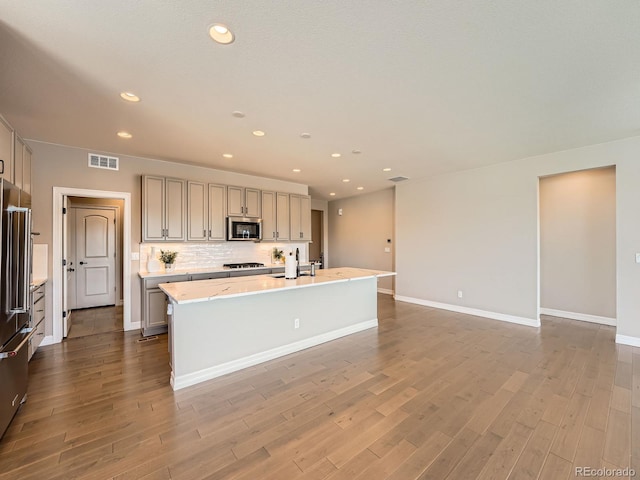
[52,187,133,344]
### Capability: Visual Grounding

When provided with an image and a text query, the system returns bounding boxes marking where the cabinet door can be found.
[300,195,312,241]
[245,188,261,217]
[147,289,168,329]
[14,136,24,190]
[165,178,186,241]
[276,192,290,241]
[187,181,207,241]
[261,191,276,241]
[208,184,226,240]
[227,186,244,216]
[290,195,301,240]
[0,117,13,183]
[142,175,166,241]
[22,145,32,194]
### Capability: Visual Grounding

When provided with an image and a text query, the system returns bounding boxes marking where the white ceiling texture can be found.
[1,1,639,199]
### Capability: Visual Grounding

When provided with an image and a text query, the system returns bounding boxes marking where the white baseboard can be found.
[171,318,379,391]
[394,295,540,328]
[615,334,640,347]
[40,335,56,346]
[377,288,394,295]
[539,308,616,326]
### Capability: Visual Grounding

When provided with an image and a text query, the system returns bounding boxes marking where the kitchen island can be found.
[160,267,395,390]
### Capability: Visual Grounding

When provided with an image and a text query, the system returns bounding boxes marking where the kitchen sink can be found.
[271,273,311,278]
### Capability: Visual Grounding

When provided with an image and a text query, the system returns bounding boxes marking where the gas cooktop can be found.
[223,262,265,269]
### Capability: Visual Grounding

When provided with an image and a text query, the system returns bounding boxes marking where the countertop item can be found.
[138,262,312,279]
[160,267,396,305]
[31,277,47,289]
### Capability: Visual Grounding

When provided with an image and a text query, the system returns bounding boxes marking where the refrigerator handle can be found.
[8,206,31,313]
[5,210,14,313]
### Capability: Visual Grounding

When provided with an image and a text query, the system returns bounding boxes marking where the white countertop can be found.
[31,277,47,289]
[138,262,312,279]
[159,267,395,304]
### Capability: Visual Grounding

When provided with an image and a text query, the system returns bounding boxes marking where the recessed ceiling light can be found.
[357,187,364,190]
[383,168,391,172]
[117,131,132,139]
[300,133,311,139]
[222,153,233,159]
[252,130,265,137]
[352,149,361,154]
[329,192,336,196]
[292,168,301,172]
[120,92,140,102]
[331,153,341,158]
[232,111,245,118]
[209,23,234,44]
[342,179,350,183]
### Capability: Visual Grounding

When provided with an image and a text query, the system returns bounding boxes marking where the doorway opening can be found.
[310,209,324,267]
[65,198,123,338]
[52,187,133,344]
[538,166,616,326]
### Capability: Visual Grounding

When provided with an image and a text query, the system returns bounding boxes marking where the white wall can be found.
[328,188,394,291]
[396,136,640,341]
[540,167,616,320]
[29,141,309,337]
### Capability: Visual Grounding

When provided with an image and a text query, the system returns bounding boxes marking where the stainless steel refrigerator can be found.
[0,179,33,439]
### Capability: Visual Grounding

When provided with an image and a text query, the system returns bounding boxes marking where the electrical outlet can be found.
[294,318,300,329]
[384,247,391,253]
[131,252,140,261]
[636,253,640,264]
[457,290,463,298]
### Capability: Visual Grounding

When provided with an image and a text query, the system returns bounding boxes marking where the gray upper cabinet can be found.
[22,144,32,194]
[208,184,226,241]
[14,135,24,190]
[142,175,186,242]
[0,116,13,183]
[187,181,207,241]
[228,186,261,217]
[290,194,312,241]
[262,191,291,242]
[182,181,227,242]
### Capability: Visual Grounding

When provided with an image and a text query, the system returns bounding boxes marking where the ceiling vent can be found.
[88,153,119,171]
[388,176,409,183]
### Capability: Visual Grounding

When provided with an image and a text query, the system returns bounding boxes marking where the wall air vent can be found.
[388,176,409,183]
[88,153,119,171]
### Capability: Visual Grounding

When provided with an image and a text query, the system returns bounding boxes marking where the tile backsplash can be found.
[139,242,308,271]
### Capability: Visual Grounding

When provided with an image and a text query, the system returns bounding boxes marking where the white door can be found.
[75,208,116,309]
[62,196,71,337]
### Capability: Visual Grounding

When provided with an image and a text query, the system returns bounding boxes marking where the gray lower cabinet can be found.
[228,268,271,277]
[28,283,46,360]
[190,272,230,281]
[142,274,190,336]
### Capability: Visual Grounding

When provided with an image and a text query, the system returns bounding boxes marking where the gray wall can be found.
[396,135,640,340]
[540,167,616,319]
[29,141,308,336]
[328,188,394,291]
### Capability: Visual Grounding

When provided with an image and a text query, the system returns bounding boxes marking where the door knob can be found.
[79,261,88,265]
[68,268,75,272]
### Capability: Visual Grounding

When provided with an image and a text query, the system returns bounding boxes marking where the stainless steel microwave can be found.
[227,217,262,241]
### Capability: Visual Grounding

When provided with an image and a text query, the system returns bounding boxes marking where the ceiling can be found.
[1,1,639,200]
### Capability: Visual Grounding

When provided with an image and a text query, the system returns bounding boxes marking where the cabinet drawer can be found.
[144,274,190,290]
[28,318,45,361]
[31,284,45,304]
[190,272,230,281]
[228,268,271,277]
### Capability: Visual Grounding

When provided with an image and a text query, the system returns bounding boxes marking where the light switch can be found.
[384,247,391,253]
[131,252,140,261]
[636,253,640,264]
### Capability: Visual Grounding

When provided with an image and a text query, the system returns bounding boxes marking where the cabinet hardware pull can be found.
[0,159,4,174]
[203,229,206,237]
[209,229,211,237]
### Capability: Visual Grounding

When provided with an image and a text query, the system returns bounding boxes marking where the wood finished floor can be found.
[0,295,637,479]
[67,306,123,339]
